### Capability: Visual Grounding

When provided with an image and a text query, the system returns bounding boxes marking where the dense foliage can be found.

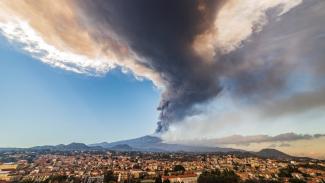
[173,165,186,172]
[104,170,118,183]
[198,169,240,183]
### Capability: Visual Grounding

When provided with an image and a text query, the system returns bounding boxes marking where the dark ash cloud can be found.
[76,0,225,132]
[75,0,325,132]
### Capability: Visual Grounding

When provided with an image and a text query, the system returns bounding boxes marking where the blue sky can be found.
[0,36,160,147]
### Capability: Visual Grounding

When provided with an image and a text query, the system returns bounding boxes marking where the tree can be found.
[164,169,169,176]
[155,175,163,183]
[198,169,240,183]
[163,179,170,183]
[104,170,117,183]
[46,175,68,183]
[278,165,303,180]
[289,178,306,183]
[243,179,281,183]
[173,165,185,172]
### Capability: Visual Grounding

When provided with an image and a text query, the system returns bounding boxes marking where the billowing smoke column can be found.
[77,0,224,132]
[1,0,324,134]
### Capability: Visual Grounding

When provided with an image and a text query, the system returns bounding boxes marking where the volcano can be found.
[89,135,237,152]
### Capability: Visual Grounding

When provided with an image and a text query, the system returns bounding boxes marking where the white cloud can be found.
[193,0,302,61]
[0,1,163,87]
[0,19,114,75]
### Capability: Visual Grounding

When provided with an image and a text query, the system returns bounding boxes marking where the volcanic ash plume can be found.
[76,0,225,132]
[1,0,324,133]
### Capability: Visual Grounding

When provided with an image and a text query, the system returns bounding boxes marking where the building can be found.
[0,163,18,182]
[162,174,198,183]
[0,163,18,171]
[0,171,12,182]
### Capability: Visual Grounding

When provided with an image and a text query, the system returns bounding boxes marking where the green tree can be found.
[198,169,240,183]
[163,179,170,183]
[155,175,163,183]
[278,166,300,178]
[173,165,185,173]
[289,178,306,183]
[104,170,117,183]
[164,169,169,176]
[46,175,68,183]
[243,179,281,183]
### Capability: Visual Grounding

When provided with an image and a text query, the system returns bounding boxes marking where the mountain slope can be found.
[90,135,237,152]
[31,143,101,151]
[109,144,133,151]
[93,135,161,148]
[254,148,313,161]
[255,148,293,160]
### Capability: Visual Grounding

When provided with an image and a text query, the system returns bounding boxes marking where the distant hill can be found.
[93,135,161,149]
[0,148,23,152]
[31,143,101,151]
[255,148,293,160]
[90,135,237,152]
[64,143,90,150]
[254,148,313,161]
[109,144,133,151]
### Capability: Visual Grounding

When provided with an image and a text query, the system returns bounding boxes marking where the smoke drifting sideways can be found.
[1,0,324,133]
[74,0,311,133]
[75,0,225,133]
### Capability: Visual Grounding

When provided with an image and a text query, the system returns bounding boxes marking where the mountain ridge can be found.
[30,142,101,151]
[0,136,314,160]
[89,135,238,152]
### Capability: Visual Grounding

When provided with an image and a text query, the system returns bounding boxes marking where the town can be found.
[0,150,324,183]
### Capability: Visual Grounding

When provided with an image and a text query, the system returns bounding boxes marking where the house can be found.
[162,174,198,183]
